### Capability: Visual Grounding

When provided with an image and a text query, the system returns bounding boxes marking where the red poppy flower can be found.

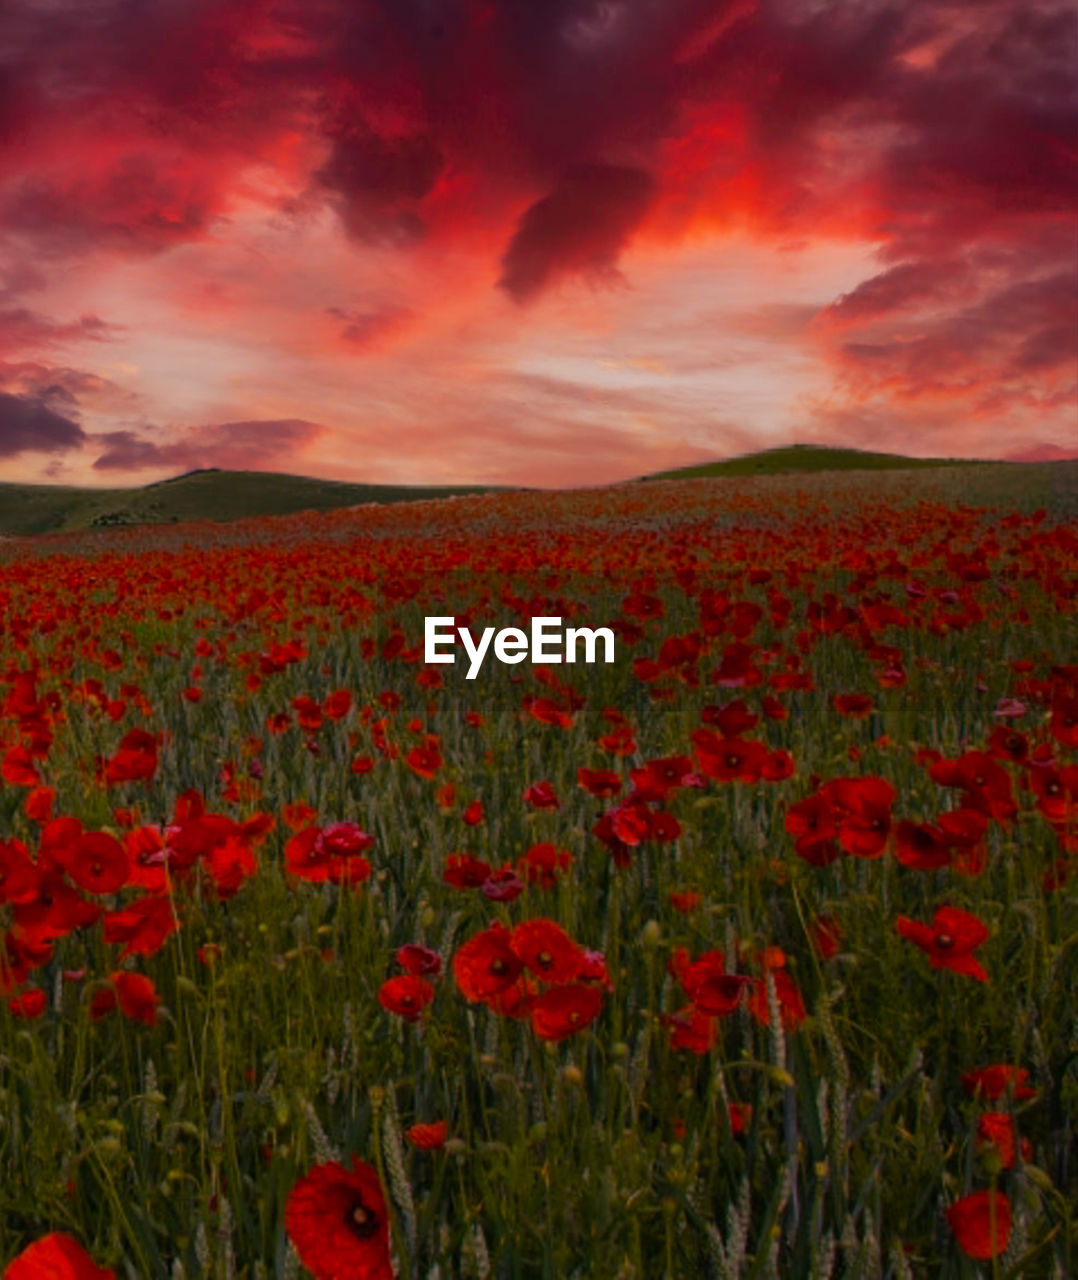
[895,906,990,981]
[481,867,525,901]
[701,699,758,737]
[285,1156,393,1280]
[638,755,694,794]
[3,1233,115,1279]
[405,1121,448,1150]
[526,697,573,729]
[725,1101,753,1135]
[24,786,54,823]
[810,914,843,960]
[8,988,47,1020]
[405,735,442,779]
[518,843,573,887]
[2,745,40,786]
[938,808,990,876]
[378,975,434,1021]
[105,728,159,784]
[975,1112,1030,1169]
[747,965,806,1030]
[961,1065,1036,1101]
[530,983,603,1041]
[285,824,373,886]
[692,732,769,783]
[929,752,1016,822]
[609,801,653,846]
[762,750,795,781]
[785,791,840,864]
[1048,691,1078,748]
[205,836,258,898]
[669,890,701,914]
[463,800,484,825]
[947,1191,1011,1260]
[695,972,755,1017]
[833,692,874,717]
[577,767,623,798]
[663,1007,717,1054]
[316,823,375,860]
[828,776,895,858]
[13,873,102,944]
[0,838,38,906]
[510,919,584,984]
[523,780,560,810]
[62,832,131,896]
[111,971,159,1025]
[397,944,441,977]
[599,723,637,755]
[453,923,524,1002]
[987,725,1029,764]
[893,820,951,871]
[103,894,180,958]
[443,853,492,889]
[323,689,353,720]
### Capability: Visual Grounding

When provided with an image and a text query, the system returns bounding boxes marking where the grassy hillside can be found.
[0,469,493,536]
[639,443,999,481]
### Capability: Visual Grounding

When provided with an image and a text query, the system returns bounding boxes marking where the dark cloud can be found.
[0,0,1072,435]
[325,304,412,348]
[831,271,1077,406]
[315,127,444,242]
[0,159,219,254]
[819,260,970,327]
[92,418,323,472]
[0,308,118,353]
[0,390,86,456]
[499,164,656,303]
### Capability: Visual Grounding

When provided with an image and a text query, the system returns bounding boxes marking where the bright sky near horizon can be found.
[0,0,1075,488]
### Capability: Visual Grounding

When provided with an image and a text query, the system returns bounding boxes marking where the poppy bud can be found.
[641,920,662,948]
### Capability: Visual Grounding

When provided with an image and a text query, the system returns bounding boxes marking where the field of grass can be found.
[0,467,1075,1279]
[0,469,494,537]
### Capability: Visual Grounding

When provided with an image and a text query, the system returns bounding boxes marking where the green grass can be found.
[0,469,496,536]
[638,444,1004,481]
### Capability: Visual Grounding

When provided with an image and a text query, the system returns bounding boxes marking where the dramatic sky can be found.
[0,0,1075,488]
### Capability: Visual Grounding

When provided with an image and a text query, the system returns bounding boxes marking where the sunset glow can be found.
[0,0,1074,487]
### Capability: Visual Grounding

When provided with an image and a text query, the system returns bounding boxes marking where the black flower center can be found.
[537,950,553,968]
[491,958,507,975]
[346,1198,380,1240]
[935,933,955,950]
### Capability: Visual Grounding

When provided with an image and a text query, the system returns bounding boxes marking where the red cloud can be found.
[0,0,1071,473]
[92,420,324,473]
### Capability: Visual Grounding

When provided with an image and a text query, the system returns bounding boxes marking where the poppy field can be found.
[0,466,1075,1279]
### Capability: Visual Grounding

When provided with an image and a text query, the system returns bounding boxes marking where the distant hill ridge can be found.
[0,469,493,536]
[637,443,1002,481]
[0,447,1057,536]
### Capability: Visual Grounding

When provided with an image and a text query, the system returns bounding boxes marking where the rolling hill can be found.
[0,469,494,536]
[637,443,1000,481]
